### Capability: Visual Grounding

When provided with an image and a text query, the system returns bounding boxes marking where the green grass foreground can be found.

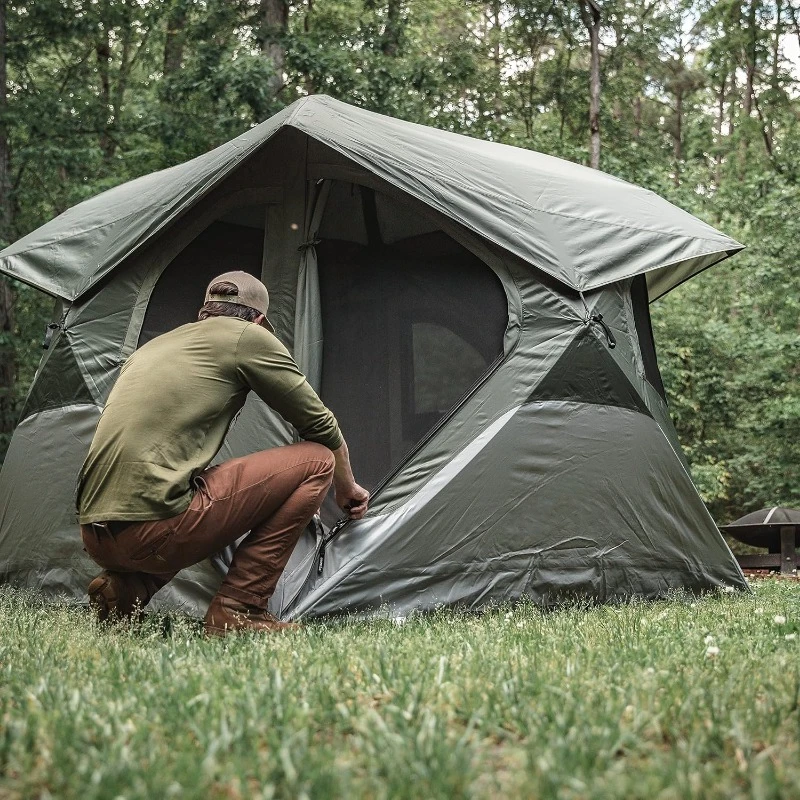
[1,582,799,799]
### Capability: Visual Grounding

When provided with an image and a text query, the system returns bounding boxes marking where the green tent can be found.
[0,95,746,618]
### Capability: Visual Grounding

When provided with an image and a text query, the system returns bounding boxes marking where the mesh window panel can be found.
[630,275,667,402]
[19,333,96,420]
[317,231,508,510]
[138,219,265,347]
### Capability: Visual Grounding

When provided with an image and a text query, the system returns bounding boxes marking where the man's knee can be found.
[310,442,335,474]
[294,441,335,475]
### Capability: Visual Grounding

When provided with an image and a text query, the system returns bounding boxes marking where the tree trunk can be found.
[163,0,187,77]
[633,53,643,139]
[0,0,14,444]
[0,0,10,241]
[579,0,601,169]
[673,85,683,186]
[768,0,782,148]
[382,0,403,57]
[257,0,289,100]
[739,0,758,170]
[673,88,683,161]
[491,0,502,122]
[743,0,757,119]
[113,27,131,141]
[715,71,727,186]
[0,277,13,440]
[96,30,115,161]
[301,0,315,94]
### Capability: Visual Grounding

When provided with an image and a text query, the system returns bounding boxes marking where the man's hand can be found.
[334,481,369,520]
[330,439,369,519]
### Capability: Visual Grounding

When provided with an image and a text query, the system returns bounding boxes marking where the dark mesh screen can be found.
[317,230,508,508]
[138,220,264,347]
[19,332,95,421]
[631,275,667,402]
[528,329,652,417]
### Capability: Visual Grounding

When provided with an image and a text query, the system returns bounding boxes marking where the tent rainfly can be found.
[0,95,747,618]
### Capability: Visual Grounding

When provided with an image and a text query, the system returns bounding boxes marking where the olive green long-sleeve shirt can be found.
[77,316,342,524]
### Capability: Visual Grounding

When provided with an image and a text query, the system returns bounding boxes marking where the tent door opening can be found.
[313,182,508,526]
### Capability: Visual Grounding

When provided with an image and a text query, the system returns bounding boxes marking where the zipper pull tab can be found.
[42,323,61,350]
[590,313,616,348]
[317,541,326,575]
[579,291,616,349]
[317,517,348,575]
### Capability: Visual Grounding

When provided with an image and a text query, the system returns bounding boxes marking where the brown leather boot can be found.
[87,570,160,623]
[204,595,300,637]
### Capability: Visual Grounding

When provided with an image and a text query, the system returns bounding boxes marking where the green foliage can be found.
[653,169,800,520]
[0,0,797,521]
[2,583,800,798]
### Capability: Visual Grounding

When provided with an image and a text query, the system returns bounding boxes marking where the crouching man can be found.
[76,271,368,636]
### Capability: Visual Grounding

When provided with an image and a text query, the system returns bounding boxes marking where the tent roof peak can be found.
[0,95,742,301]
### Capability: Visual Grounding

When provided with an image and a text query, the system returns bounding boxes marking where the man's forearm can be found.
[331,438,357,490]
[330,438,369,519]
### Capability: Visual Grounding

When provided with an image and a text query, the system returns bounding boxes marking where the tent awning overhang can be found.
[0,95,743,303]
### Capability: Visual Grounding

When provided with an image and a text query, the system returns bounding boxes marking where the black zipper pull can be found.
[578,291,616,349]
[590,313,616,348]
[317,517,348,575]
[42,323,61,350]
[317,542,326,575]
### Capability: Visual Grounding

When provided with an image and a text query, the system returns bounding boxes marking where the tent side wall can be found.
[361,253,683,516]
[284,269,745,618]
[288,400,745,619]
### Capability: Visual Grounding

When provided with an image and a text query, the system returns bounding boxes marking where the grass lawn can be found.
[1,581,799,799]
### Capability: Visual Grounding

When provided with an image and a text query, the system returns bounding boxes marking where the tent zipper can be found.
[42,323,61,350]
[316,351,507,574]
[42,306,70,350]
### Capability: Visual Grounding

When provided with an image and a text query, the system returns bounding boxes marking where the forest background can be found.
[0,0,797,525]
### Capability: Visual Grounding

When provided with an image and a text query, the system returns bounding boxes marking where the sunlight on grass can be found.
[1,581,799,799]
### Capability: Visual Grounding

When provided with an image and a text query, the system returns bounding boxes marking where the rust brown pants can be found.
[81,442,335,608]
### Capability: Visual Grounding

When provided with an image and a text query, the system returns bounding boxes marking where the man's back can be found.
[78,316,341,524]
